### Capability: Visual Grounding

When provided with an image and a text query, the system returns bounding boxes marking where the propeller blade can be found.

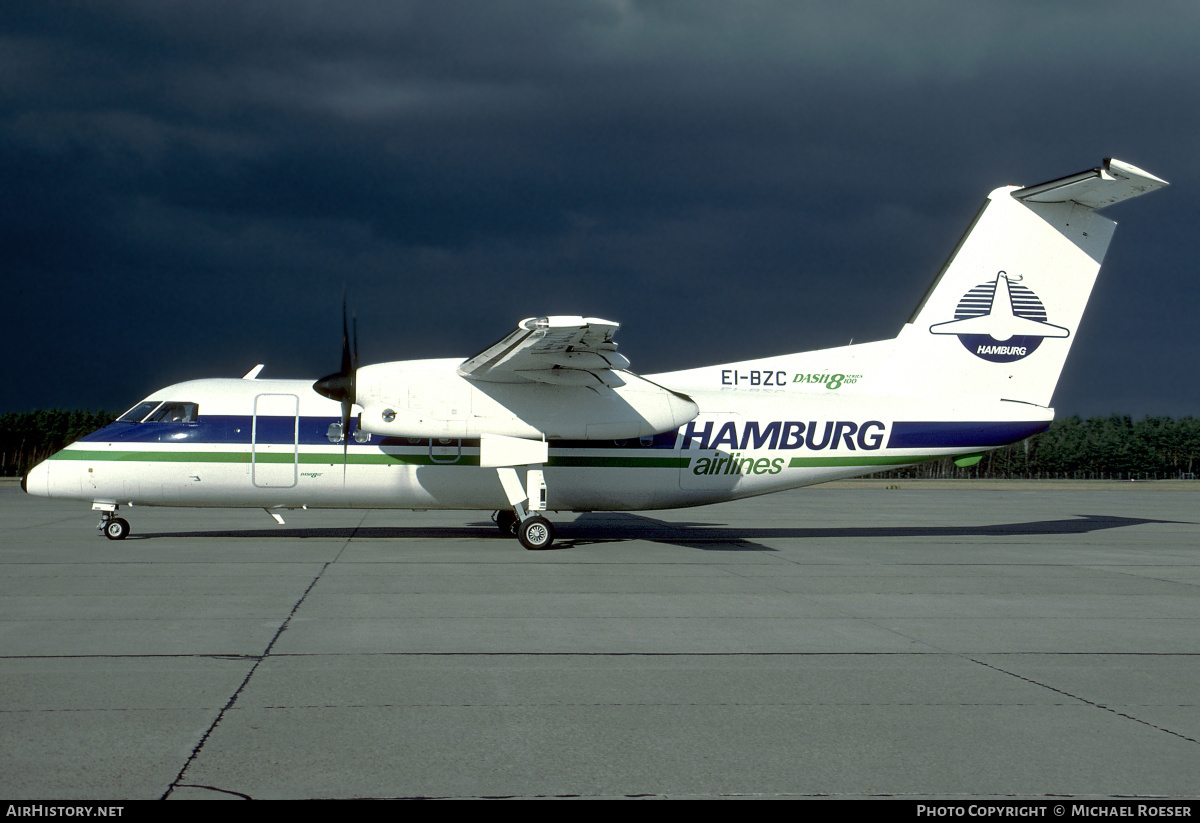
[313,292,359,482]
[341,398,351,472]
[346,312,359,477]
[340,298,352,377]
[314,296,358,406]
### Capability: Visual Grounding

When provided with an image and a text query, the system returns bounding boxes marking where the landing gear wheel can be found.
[104,517,130,541]
[518,515,554,551]
[494,509,518,536]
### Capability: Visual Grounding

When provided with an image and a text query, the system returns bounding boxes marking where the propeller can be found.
[313,296,359,471]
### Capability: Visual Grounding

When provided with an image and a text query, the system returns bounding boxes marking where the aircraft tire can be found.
[104,518,130,541]
[494,510,518,536]
[518,516,554,551]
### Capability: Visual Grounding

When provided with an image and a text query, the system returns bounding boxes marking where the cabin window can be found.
[144,401,199,423]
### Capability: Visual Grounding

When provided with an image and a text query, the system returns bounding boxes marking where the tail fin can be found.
[888,158,1167,408]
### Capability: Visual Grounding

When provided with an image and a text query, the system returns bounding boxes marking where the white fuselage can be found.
[24,361,1052,513]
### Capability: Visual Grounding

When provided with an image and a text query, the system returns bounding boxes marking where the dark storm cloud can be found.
[3,1,1198,415]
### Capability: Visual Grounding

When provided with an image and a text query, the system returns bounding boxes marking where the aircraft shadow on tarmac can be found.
[133,512,1188,552]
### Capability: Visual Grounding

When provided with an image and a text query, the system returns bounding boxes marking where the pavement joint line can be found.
[6,699,1196,713]
[170,783,252,800]
[6,650,1200,659]
[159,510,366,800]
[968,656,1200,747]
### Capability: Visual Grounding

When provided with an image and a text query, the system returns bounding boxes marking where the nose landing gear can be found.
[94,503,130,540]
[98,511,130,540]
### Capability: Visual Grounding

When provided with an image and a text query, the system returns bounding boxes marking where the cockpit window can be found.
[118,401,162,422]
[144,402,199,423]
[117,401,200,423]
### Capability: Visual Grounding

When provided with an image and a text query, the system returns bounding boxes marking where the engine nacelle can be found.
[354,358,698,440]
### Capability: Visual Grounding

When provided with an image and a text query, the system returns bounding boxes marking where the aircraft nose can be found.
[22,460,49,497]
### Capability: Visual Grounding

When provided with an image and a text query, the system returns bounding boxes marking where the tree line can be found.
[1,410,1198,480]
[0,409,118,478]
[876,415,1200,480]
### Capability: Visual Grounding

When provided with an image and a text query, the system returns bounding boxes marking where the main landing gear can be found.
[492,465,557,550]
[484,435,558,550]
[494,509,518,535]
[517,515,554,550]
[494,509,555,550]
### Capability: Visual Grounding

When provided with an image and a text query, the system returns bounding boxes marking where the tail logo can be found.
[929,271,1069,363]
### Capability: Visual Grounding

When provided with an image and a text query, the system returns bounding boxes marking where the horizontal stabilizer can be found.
[1013,158,1168,210]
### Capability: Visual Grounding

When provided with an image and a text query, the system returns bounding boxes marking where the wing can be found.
[457,316,632,387]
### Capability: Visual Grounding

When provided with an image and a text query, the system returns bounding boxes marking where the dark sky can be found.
[3,1,1196,417]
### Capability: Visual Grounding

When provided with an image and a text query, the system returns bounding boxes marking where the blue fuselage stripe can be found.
[80,416,1049,452]
[77,417,679,450]
[886,420,1049,449]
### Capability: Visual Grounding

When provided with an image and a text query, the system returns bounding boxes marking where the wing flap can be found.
[458,316,631,383]
[512,368,626,387]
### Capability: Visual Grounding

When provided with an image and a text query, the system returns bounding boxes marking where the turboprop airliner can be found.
[22,158,1167,549]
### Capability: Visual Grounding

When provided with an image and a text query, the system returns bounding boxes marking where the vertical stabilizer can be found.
[888,159,1166,408]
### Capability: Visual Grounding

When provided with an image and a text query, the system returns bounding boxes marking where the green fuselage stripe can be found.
[786,455,940,467]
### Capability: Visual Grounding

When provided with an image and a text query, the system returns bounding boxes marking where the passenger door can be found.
[252,393,299,488]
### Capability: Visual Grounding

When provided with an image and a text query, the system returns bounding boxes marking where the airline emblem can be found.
[929,271,1068,363]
